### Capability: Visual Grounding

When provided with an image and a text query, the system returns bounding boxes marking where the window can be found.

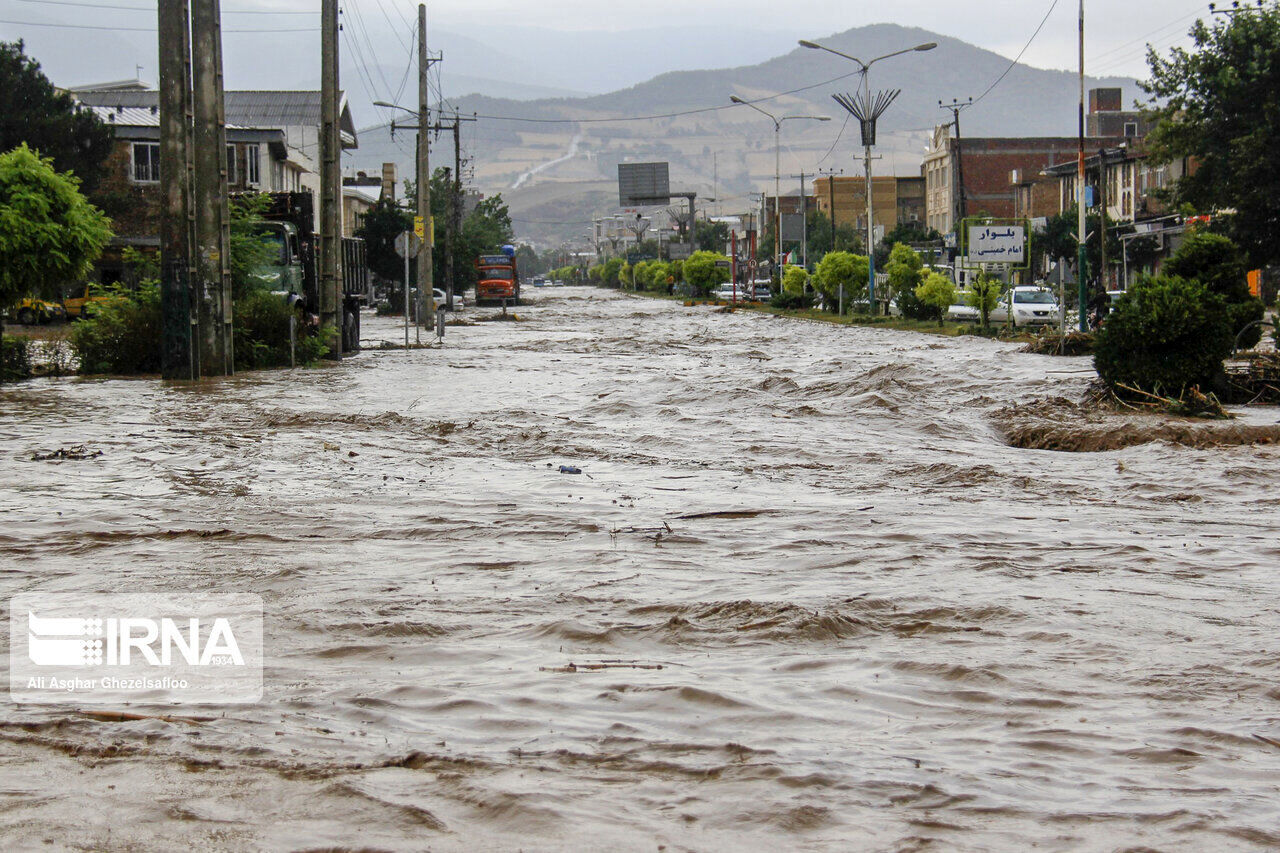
[226,144,237,184]
[131,142,160,183]
[1124,121,1138,138]
[245,144,260,185]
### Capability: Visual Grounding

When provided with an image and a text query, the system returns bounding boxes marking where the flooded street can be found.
[2,286,1279,850]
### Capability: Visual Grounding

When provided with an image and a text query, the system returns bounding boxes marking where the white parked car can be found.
[946,293,980,322]
[990,286,1060,327]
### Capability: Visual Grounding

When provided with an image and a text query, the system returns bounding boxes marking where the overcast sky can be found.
[0,0,1212,86]
[424,0,1209,78]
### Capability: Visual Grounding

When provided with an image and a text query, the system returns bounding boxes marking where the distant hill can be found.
[354,22,1142,249]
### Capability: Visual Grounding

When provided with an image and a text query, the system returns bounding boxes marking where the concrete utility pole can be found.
[789,171,808,267]
[191,0,231,374]
[939,98,972,224]
[416,3,435,330]
[320,0,341,355]
[818,168,842,251]
[1077,0,1089,331]
[158,0,195,379]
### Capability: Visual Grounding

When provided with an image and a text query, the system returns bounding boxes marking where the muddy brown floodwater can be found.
[2,287,1280,851]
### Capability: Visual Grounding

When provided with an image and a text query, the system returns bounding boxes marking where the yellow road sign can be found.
[413,216,425,238]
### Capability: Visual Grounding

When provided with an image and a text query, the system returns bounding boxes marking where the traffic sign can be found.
[413,216,425,238]
[394,231,421,258]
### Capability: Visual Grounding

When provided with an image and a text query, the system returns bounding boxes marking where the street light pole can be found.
[730,95,829,285]
[801,39,936,312]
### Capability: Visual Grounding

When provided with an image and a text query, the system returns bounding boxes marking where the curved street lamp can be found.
[800,39,936,312]
[729,95,831,283]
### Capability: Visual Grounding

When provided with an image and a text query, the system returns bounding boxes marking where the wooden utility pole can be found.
[320,0,341,355]
[416,3,434,329]
[191,0,231,375]
[158,0,195,379]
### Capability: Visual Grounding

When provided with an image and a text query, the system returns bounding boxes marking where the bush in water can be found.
[68,283,161,374]
[1,335,31,381]
[1093,275,1233,396]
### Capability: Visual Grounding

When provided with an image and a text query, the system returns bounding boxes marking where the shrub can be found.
[782,265,809,295]
[885,243,931,318]
[1,335,31,381]
[1163,232,1265,348]
[1093,275,1233,395]
[683,250,730,297]
[966,273,1002,329]
[770,291,813,310]
[813,251,869,312]
[68,283,161,374]
[915,272,957,326]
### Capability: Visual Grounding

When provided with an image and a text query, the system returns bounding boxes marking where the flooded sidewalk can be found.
[1,286,1278,851]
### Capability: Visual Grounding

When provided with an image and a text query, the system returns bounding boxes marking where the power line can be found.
[0,16,316,31]
[13,0,313,11]
[972,0,1061,105]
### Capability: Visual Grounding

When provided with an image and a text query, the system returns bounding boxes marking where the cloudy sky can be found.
[422,0,1210,77]
[1,0,1213,87]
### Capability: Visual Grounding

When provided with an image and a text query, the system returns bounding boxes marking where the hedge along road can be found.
[0,285,1278,851]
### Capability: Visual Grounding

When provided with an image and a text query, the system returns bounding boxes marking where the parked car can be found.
[946,293,980,323]
[990,286,1060,327]
[7,297,66,325]
[750,279,772,300]
[62,285,114,320]
[713,284,740,301]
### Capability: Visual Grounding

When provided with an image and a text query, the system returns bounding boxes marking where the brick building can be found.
[923,88,1137,234]
[809,176,926,235]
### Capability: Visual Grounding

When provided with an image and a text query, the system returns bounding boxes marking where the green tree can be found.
[813,251,868,312]
[601,257,624,287]
[354,197,414,285]
[782,265,809,295]
[0,42,113,192]
[803,210,863,260]
[694,219,730,252]
[228,193,278,301]
[885,243,928,318]
[1093,275,1233,394]
[683,250,730,297]
[883,221,943,247]
[1163,231,1265,348]
[1142,6,1280,266]
[1040,207,1121,292]
[0,143,112,363]
[967,272,1003,330]
[915,272,957,326]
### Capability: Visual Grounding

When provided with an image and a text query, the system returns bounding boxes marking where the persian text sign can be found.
[968,225,1026,263]
[10,593,263,705]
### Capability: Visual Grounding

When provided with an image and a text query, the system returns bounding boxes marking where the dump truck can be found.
[475,249,520,305]
[246,192,368,353]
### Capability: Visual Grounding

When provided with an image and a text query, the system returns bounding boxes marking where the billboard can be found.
[780,213,805,242]
[618,162,670,206]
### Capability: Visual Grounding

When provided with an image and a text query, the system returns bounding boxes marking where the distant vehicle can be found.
[532,278,547,287]
[476,252,520,304]
[9,297,66,325]
[551,279,564,287]
[946,293,979,323]
[714,283,740,301]
[750,279,772,300]
[62,285,114,320]
[990,286,1060,327]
